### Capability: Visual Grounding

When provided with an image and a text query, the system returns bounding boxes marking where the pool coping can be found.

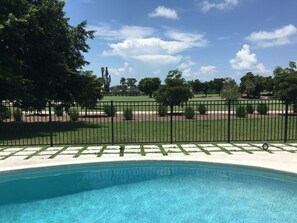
[0,152,296,175]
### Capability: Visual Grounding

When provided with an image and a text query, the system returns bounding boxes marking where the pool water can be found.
[0,162,296,223]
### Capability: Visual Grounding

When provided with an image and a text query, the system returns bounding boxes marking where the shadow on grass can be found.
[0,121,109,141]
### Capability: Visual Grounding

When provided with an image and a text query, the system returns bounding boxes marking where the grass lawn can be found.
[1,116,295,146]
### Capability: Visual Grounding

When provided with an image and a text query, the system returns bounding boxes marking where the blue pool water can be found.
[0,161,297,223]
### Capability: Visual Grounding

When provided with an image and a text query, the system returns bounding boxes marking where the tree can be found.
[201,81,210,97]
[76,71,103,116]
[240,72,265,98]
[274,61,297,103]
[0,0,94,109]
[191,79,202,94]
[120,77,127,95]
[221,78,241,102]
[154,70,193,110]
[101,67,111,93]
[138,77,161,97]
[211,78,225,95]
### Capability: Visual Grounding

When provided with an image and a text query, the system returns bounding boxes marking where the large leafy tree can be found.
[221,78,241,102]
[0,0,94,108]
[274,61,297,103]
[240,72,265,98]
[154,70,193,109]
[211,78,225,95]
[138,77,161,97]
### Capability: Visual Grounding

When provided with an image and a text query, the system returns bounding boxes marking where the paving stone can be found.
[103,150,119,154]
[86,146,103,150]
[60,150,78,155]
[143,145,159,149]
[233,143,251,147]
[164,148,182,152]
[65,147,83,151]
[180,144,197,147]
[198,144,215,147]
[203,147,221,151]
[81,150,99,154]
[46,147,64,151]
[5,156,27,160]
[217,144,234,147]
[182,147,201,152]
[270,143,286,147]
[222,146,242,151]
[282,146,297,151]
[242,146,261,150]
[14,151,35,156]
[77,154,98,158]
[3,148,23,152]
[0,152,13,156]
[106,146,120,149]
[38,150,59,155]
[125,145,141,149]
[265,146,282,151]
[162,144,178,148]
[124,149,141,153]
[28,155,51,160]
[252,144,264,147]
[100,153,120,158]
[289,143,297,146]
[144,148,161,152]
[23,147,42,152]
[54,155,75,159]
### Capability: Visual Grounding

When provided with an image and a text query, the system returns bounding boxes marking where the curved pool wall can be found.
[1,161,297,206]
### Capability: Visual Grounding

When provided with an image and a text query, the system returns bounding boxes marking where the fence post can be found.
[48,101,53,147]
[227,99,231,143]
[170,103,173,144]
[284,101,289,143]
[111,100,114,145]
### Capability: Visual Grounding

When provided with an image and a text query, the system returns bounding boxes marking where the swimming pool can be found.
[0,161,296,222]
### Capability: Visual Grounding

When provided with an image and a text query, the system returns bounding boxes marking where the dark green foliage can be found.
[68,108,79,121]
[293,104,297,113]
[158,105,168,117]
[123,108,133,120]
[0,104,11,121]
[101,67,111,92]
[0,0,94,108]
[138,78,161,97]
[246,104,254,114]
[257,103,268,115]
[54,105,64,117]
[13,108,22,122]
[236,106,247,118]
[154,70,193,107]
[221,78,241,102]
[198,104,207,115]
[184,106,195,119]
[240,72,265,98]
[103,105,116,117]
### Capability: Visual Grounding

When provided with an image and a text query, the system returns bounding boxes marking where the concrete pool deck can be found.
[0,143,297,174]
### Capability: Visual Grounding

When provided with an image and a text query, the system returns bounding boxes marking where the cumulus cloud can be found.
[102,28,208,66]
[201,0,238,12]
[200,65,217,74]
[148,6,178,19]
[109,62,134,76]
[246,24,297,48]
[88,24,155,40]
[230,44,268,73]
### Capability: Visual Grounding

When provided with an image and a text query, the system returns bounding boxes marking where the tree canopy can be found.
[221,78,241,102]
[154,70,193,107]
[138,77,161,97]
[274,61,297,103]
[0,0,94,108]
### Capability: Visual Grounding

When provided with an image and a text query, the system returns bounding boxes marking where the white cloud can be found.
[200,65,217,74]
[246,24,297,48]
[230,44,268,73]
[88,24,155,40]
[178,57,196,77]
[165,30,208,47]
[148,6,178,19]
[109,62,134,76]
[201,0,238,12]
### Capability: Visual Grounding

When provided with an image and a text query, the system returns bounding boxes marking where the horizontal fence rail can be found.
[0,100,296,146]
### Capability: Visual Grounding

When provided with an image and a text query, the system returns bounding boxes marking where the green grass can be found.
[1,116,296,146]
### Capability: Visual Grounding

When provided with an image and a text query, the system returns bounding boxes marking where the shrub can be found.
[123,108,133,120]
[184,106,195,119]
[158,105,168,117]
[246,104,254,114]
[198,104,207,115]
[54,105,64,117]
[236,106,247,118]
[257,103,268,115]
[68,108,79,121]
[13,108,23,122]
[103,105,116,117]
[293,103,297,113]
[0,104,11,122]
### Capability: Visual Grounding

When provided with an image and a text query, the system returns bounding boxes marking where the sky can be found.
[64,0,297,85]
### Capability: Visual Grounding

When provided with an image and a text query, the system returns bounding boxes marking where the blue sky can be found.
[65,0,297,85]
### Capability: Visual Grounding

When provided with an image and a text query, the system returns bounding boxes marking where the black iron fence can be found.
[0,100,296,146]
